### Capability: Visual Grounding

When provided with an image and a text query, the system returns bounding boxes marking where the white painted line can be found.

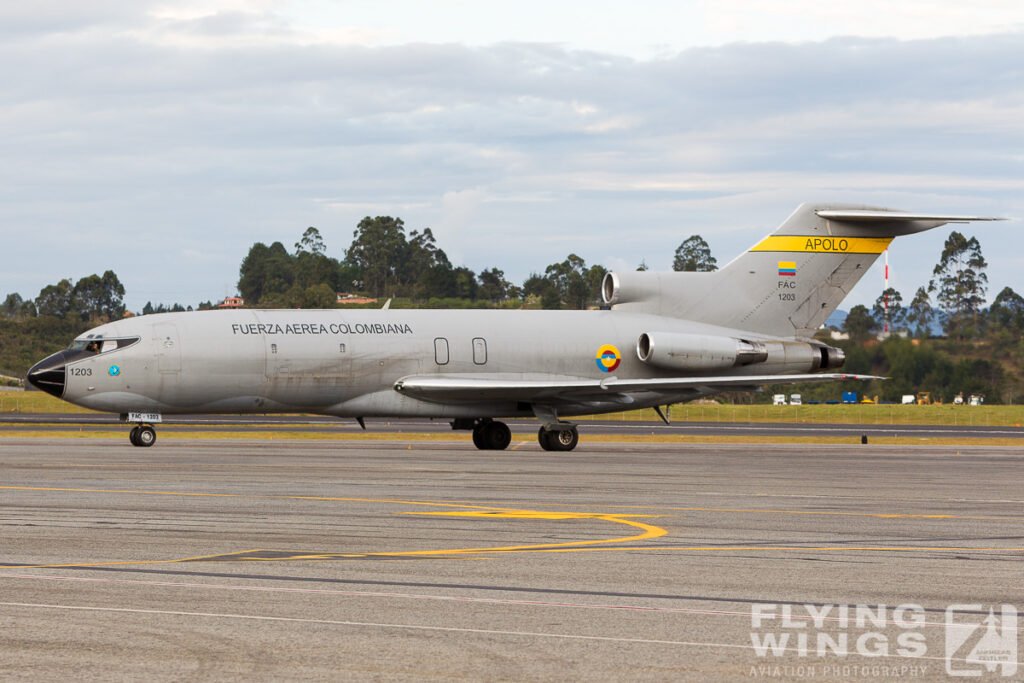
[2,601,1019,666]
[2,574,1015,631]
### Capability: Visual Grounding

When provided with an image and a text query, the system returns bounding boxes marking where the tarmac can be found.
[2,437,1023,680]
[2,413,1022,441]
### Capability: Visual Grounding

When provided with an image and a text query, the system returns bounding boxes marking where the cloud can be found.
[0,7,1021,311]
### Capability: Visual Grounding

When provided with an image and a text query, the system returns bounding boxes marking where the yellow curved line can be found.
[377,511,667,556]
[0,486,668,564]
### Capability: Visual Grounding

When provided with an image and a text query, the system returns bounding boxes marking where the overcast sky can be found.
[2,1,1022,311]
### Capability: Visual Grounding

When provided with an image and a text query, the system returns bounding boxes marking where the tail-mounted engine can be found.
[636,331,844,373]
[636,332,767,371]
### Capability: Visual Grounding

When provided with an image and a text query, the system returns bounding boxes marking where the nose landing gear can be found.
[122,412,162,447]
[129,424,157,447]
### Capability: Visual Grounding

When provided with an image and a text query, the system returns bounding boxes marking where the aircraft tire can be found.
[471,427,486,450]
[136,425,157,448]
[553,427,579,451]
[538,427,578,451]
[483,421,512,450]
[129,426,140,446]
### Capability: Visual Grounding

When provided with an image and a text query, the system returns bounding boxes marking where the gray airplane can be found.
[27,203,1001,450]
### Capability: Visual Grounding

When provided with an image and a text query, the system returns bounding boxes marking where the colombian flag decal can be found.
[778,261,796,276]
[595,344,621,373]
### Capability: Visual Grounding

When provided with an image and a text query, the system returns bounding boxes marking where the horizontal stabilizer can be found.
[816,210,1005,224]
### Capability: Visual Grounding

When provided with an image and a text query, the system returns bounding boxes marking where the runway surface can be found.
[2,438,1023,680]
[2,412,1022,440]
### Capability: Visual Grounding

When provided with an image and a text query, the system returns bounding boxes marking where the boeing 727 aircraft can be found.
[27,203,1001,450]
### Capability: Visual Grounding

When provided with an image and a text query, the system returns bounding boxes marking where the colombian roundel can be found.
[595,344,621,373]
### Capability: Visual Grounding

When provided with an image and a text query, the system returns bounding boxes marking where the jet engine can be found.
[602,271,665,306]
[636,332,845,374]
[636,332,768,371]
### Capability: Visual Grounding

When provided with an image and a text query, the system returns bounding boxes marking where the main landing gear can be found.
[129,424,157,447]
[452,417,580,451]
[537,425,579,452]
[462,419,512,450]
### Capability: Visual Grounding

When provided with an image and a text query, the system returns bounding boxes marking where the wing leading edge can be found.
[394,373,882,403]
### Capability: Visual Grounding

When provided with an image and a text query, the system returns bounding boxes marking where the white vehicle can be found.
[901,395,916,405]
[789,394,802,405]
[969,395,984,406]
[773,394,787,406]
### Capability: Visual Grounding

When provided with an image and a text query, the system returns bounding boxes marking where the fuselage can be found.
[27,308,821,419]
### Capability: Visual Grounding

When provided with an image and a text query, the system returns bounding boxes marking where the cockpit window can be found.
[67,336,140,354]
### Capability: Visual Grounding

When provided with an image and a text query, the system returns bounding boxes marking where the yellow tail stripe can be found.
[751,235,893,254]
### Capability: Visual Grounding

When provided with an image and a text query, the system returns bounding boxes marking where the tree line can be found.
[236,218,719,310]
[839,231,1024,345]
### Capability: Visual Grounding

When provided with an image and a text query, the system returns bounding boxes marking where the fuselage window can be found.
[472,337,487,365]
[434,338,449,365]
[271,343,278,354]
[339,343,346,354]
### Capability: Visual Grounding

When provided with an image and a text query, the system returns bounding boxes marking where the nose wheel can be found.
[129,424,157,447]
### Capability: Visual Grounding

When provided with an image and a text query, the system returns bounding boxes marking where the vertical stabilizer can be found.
[605,203,1002,338]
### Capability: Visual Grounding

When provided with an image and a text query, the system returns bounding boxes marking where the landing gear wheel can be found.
[472,420,512,450]
[134,425,156,448]
[129,426,141,446]
[538,427,579,452]
[482,421,512,450]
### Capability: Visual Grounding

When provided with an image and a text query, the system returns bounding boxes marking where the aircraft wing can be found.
[394,372,882,403]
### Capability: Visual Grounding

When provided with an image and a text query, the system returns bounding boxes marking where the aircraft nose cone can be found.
[27,351,69,398]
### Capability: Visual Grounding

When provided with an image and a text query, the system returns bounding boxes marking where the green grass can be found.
[0,392,101,414]
[579,403,1024,427]
[3,391,1022,427]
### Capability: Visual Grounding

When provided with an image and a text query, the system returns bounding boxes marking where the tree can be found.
[406,228,453,296]
[905,286,935,339]
[346,216,407,297]
[672,235,717,272]
[2,293,24,319]
[522,273,558,309]
[478,268,510,302]
[871,287,904,333]
[303,283,337,308]
[238,241,295,305]
[35,279,74,318]
[986,286,1024,344]
[929,231,987,339]
[842,304,878,342]
[294,226,326,256]
[544,254,590,310]
[71,270,125,321]
[452,266,478,300]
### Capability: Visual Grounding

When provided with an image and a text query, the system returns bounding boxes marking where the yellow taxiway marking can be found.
[4,485,1021,568]
[401,498,1024,524]
[0,485,666,566]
